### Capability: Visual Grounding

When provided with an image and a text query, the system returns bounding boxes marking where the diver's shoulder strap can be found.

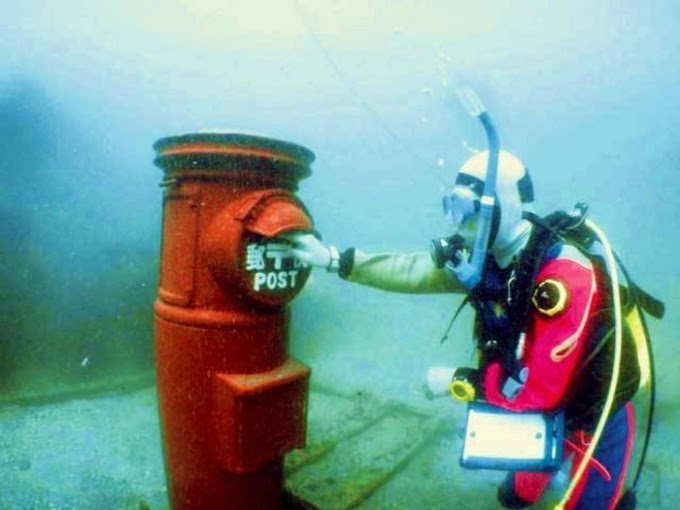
[523,203,592,246]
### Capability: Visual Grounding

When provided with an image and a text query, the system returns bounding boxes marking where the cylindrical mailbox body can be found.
[152,132,315,509]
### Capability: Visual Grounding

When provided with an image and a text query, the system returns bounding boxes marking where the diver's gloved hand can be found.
[283,231,337,271]
[444,249,478,291]
[422,366,456,400]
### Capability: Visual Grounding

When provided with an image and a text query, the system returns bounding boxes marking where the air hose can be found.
[553,218,623,509]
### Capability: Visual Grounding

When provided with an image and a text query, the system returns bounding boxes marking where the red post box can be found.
[152,132,315,509]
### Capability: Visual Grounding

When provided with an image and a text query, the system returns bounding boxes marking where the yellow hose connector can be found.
[449,379,476,402]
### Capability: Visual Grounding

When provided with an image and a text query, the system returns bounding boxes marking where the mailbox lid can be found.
[153,131,314,190]
[244,196,314,239]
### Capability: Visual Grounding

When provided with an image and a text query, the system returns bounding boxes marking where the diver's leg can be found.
[498,471,552,508]
[571,402,636,510]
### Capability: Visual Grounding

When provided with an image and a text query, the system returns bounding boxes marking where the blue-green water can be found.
[1,1,678,508]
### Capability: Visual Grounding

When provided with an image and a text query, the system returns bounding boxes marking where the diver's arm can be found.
[342,248,465,294]
[284,232,464,294]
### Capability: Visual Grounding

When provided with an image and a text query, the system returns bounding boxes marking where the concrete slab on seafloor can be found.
[0,383,670,509]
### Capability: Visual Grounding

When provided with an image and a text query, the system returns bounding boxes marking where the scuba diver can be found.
[285,95,662,509]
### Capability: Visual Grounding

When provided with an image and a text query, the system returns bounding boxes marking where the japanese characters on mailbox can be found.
[245,239,304,293]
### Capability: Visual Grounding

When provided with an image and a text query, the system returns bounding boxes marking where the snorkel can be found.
[453,88,500,289]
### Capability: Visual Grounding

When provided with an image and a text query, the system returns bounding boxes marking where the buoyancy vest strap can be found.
[614,251,665,319]
[496,212,559,379]
[632,283,664,319]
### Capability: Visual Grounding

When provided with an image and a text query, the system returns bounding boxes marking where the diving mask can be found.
[442,186,480,232]
[431,186,480,268]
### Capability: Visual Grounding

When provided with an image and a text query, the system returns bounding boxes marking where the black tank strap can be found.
[498,212,560,379]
